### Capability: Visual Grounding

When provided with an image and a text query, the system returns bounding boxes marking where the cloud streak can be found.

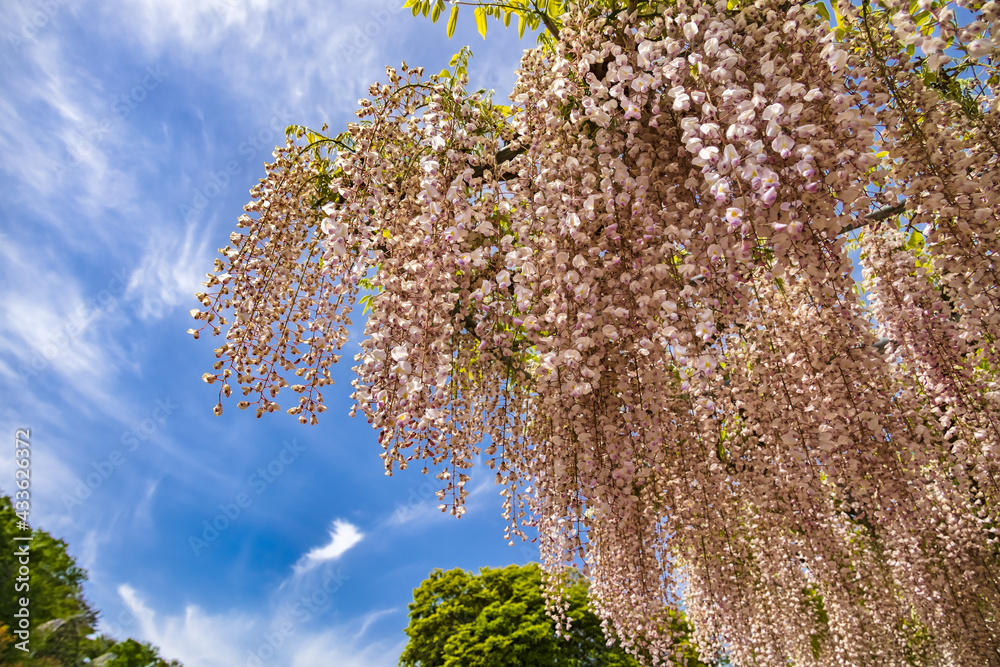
[115,583,403,667]
[293,519,364,575]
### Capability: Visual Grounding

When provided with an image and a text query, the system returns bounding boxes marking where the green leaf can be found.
[475,7,488,38]
[431,0,443,22]
[832,0,844,30]
[447,5,459,37]
[815,1,831,23]
[518,12,526,37]
[504,9,512,27]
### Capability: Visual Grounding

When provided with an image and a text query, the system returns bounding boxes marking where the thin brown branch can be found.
[472,142,527,180]
[839,202,908,236]
[539,10,560,37]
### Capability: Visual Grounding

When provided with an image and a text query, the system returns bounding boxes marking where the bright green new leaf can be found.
[815,1,831,23]
[475,6,488,38]
[431,0,443,23]
[447,5,459,37]
[832,0,845,35]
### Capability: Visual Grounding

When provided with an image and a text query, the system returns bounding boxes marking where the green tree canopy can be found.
[1,496,90,629]
[400,563,712,666]
[96,638,181,667]
[0,494,180,667]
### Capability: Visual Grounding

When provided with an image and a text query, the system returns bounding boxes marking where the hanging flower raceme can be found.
[193,0,1000,664]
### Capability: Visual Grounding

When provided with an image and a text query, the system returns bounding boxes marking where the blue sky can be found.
[0,2,539,665]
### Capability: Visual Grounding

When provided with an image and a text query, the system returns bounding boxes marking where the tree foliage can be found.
[400,563,709,666]
[405,0,565,42]
[0,495,180,667]
[1,498,90,632]
[191,0,1000,663]
[96,638,181,667]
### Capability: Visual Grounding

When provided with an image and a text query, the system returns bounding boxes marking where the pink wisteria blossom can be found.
[192,0,1000,664]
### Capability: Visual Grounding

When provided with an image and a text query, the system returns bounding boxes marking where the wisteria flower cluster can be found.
[192,0,1000,663]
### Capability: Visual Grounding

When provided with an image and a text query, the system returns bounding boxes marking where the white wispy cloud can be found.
[353,607,398,642]
[126,221,212,320]
[386,467,494,529]
[114,584,403,667]
[117,584,257,667]
[0,239,131,404]
[291,617,404,667]
[0,34,147,230]
[100,0,408,115]
[293,519,365,575]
